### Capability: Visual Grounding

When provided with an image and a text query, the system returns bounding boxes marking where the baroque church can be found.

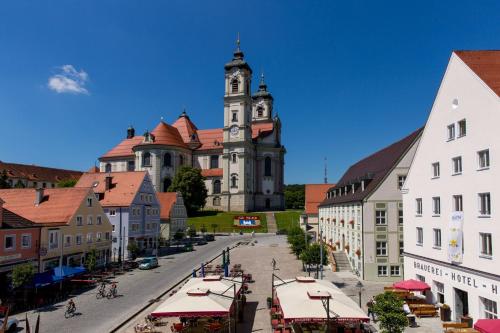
[98,42,286,212]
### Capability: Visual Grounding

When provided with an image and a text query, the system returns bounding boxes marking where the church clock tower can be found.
[221,38,255,212]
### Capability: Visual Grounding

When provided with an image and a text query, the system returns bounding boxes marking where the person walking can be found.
[366,296,376,321]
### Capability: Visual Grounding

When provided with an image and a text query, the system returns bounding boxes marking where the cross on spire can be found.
[236,32,240,51]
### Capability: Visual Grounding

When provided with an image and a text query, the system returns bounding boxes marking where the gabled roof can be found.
[319,128,423,206]
[157,192,178,220]
[197,129,224,150]
[201,168,223,178]
[172,112,199,143]
[0,188,91,224]
[0,161,82,183]
[1,207,36,229]
[75,171,147,207]
[455,50,500,97]
[305,184,335,215]
[101,136,143,158]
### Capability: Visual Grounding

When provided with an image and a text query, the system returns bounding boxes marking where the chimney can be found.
[105,175,113,191]
[127,126,135,139]
[35,188,44,206]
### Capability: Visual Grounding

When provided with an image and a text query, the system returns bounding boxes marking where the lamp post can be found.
[355,281,364,308]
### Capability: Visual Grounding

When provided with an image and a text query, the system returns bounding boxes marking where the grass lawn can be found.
[187,211,268,233]
[275,210,301,233]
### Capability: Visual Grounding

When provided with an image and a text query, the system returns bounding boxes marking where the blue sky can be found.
[0,1,499,184]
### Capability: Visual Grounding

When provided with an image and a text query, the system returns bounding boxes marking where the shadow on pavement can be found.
[237,301,258,333]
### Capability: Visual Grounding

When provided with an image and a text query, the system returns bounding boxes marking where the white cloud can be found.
[48,65,89,94]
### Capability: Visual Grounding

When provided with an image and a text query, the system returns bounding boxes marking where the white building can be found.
[403,51,500,321]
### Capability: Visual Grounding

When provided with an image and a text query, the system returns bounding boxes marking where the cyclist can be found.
[65,299,76,318]
[107,281,118,298]
[97,281,106,298]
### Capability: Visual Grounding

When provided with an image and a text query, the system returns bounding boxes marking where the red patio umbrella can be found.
[392,279,430,291]
[474,319,500,333]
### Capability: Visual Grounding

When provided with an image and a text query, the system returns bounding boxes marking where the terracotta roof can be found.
[197,129,224,150]
[101,136,144,159]
[172,113,199,143]
[0,188,91,224]
[201,168,223,177]
[1,207,36,228]
[305,184,335,215]
[157,192,178,220]
[142,121,188,148]
[252,121,274,139]
[75,171,147,207]
[87,166,100,173]
[455,50,500,97]
[0,161,82,183]
[319,128,423,206]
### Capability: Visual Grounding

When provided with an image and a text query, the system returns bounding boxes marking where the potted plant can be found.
[349,220,355,225]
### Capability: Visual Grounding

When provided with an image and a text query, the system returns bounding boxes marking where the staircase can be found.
[332,251,351,272]
[266,212,278,234]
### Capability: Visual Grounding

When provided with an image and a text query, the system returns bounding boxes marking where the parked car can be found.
[0,316,19,332]
[196,239,208,246]
[204,234,215,242]
[138,257,158,270]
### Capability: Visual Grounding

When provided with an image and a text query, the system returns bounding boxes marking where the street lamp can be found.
[355,281,364,308]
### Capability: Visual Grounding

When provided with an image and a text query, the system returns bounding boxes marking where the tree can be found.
[168,166,208,215]
[14,180,26,188]
[12,263,34,289]
[300,243,329,277]
[173,230,185,241]
[84,249,98,273]
[372,292,408,333]
[286,226,310,258]
[187,225,197,238]
[200,224,207,234]
[284,184,305,209]
[0,170,11,189]
[211,223,218,234]
[57,179,77,187]
[127,241,140,260]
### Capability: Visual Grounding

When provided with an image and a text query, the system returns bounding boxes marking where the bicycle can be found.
[106,282,118,299]
[134,322,153,333]
[96,282,107,299]
[64,300,76,318]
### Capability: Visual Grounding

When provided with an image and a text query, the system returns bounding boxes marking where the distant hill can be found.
[284,184,305,210]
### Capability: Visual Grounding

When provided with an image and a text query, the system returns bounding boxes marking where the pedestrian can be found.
[366,296,376,321]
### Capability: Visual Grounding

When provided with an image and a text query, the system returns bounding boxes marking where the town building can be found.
[0,161,82,189]
[0,188,112,272]
[403,51,500,321]
[98,42,286,212]
[76,171,161,260]
[300,184,335,241]
[318,129,422,282]
[157,192,188,241]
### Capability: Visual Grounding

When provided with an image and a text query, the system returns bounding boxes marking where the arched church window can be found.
[143,152,151,167]
[231,175,238,188]
[264,156,272,177]
[163,178,172,192]
[231,79,239,93]
[105,163,112,173]
[257,106,264,118]
[213,180,221,194]
[164,153,172,167]
[232,153,237,163]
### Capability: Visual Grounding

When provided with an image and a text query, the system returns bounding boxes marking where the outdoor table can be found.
[447,329,479,333]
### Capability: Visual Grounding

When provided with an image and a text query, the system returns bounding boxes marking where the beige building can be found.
[0,188,113,272]
[157,192,187,241]
[300,184,335,241]
[0,161,82,189]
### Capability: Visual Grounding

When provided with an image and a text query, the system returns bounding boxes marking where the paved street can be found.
[15,234,257,333]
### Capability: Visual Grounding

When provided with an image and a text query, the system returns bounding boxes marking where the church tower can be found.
[252,73,274,121]
[221,37,255,212]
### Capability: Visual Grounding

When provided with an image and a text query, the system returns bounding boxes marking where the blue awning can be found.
[34,266,86,287]
[34,271,53,288]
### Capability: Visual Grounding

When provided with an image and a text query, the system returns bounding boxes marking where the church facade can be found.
[98,44,286,212]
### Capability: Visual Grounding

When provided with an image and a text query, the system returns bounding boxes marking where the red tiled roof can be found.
[1,207,36,228]
[197,129,223,150]
[455,50,500,97]
[146,121,188,148]
[0,161,82,183]
[75,171,147,207]
[101,136,144,159]
[201,168,223,177]
[87,166,100,173]
[319,128,423,206]
[172,114,199,143]
[252,121,274,139]
[157,192,178,220]
[305,184,335,215]
[0,188,92,224]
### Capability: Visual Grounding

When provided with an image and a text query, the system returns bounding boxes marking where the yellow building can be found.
[0,187,113,272]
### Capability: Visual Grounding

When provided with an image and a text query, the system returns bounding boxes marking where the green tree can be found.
[57,179,77,187]
[12,263,35,288]
[84,249,98,274]
[0,170,11,189]
[284,184,305,209]
[14,180,26,188]
[300,243,329,277]
[168,166,208,215]
[211,223,218,234]
[372,292,408,333]
[127,241,140,260]
[286,226,310,258]
[200,224,207,234]
[187,225,197,238]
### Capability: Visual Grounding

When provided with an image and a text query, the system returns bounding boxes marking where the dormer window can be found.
[231,79,239,93]
[105,163,112,173]
[143,152,151,167]
[257,106,264,118]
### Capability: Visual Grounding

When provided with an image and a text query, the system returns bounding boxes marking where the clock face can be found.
[230,125,239,137]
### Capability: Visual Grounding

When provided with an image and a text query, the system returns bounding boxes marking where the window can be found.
[458,119,466,137]
[127,160,135,171]
[375,209,387,225]
[4,235,15,250]
[105,163,112,172]
[257,106,264,118]
[481,297,498,319]
[210,155,219,169]
[397,175,406,189]
[64,235,71,247]
[434,281,445,303]
[453,195,463,212]
[432,197,441,215]
[433,228,442,248]
[86,233,93,244]
[143,152,152,167]
[87,216,93,225]
[96,215,102,225]
[213,180,221,194]
[96,232,102,242]
[264,157,272,177]
[164,153,172,167]
[231,79,239,93]
[87,197,93,207]
[478,149,490,169]
[416,227,423,245]
[432,162,440,178]
[109,209,116,216]
[76,216,83,226]
[398,205,404,224]
[49,230,59,249]
[447,124,455,140]
[76,234,82,245]
[105,232,110,240]
[390,265,400,276]
[21,234,31,248]
[213,197,221,206]
[479,193,491,216]
[232,111,238,122]
[231,175,238,188]
[416,198,423,215]
[376,241,387,256]
[377,265,388,277]
[399,241,404,255]
[452,156,462,175]
[112,225,115,232]
[480,233,493,257]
